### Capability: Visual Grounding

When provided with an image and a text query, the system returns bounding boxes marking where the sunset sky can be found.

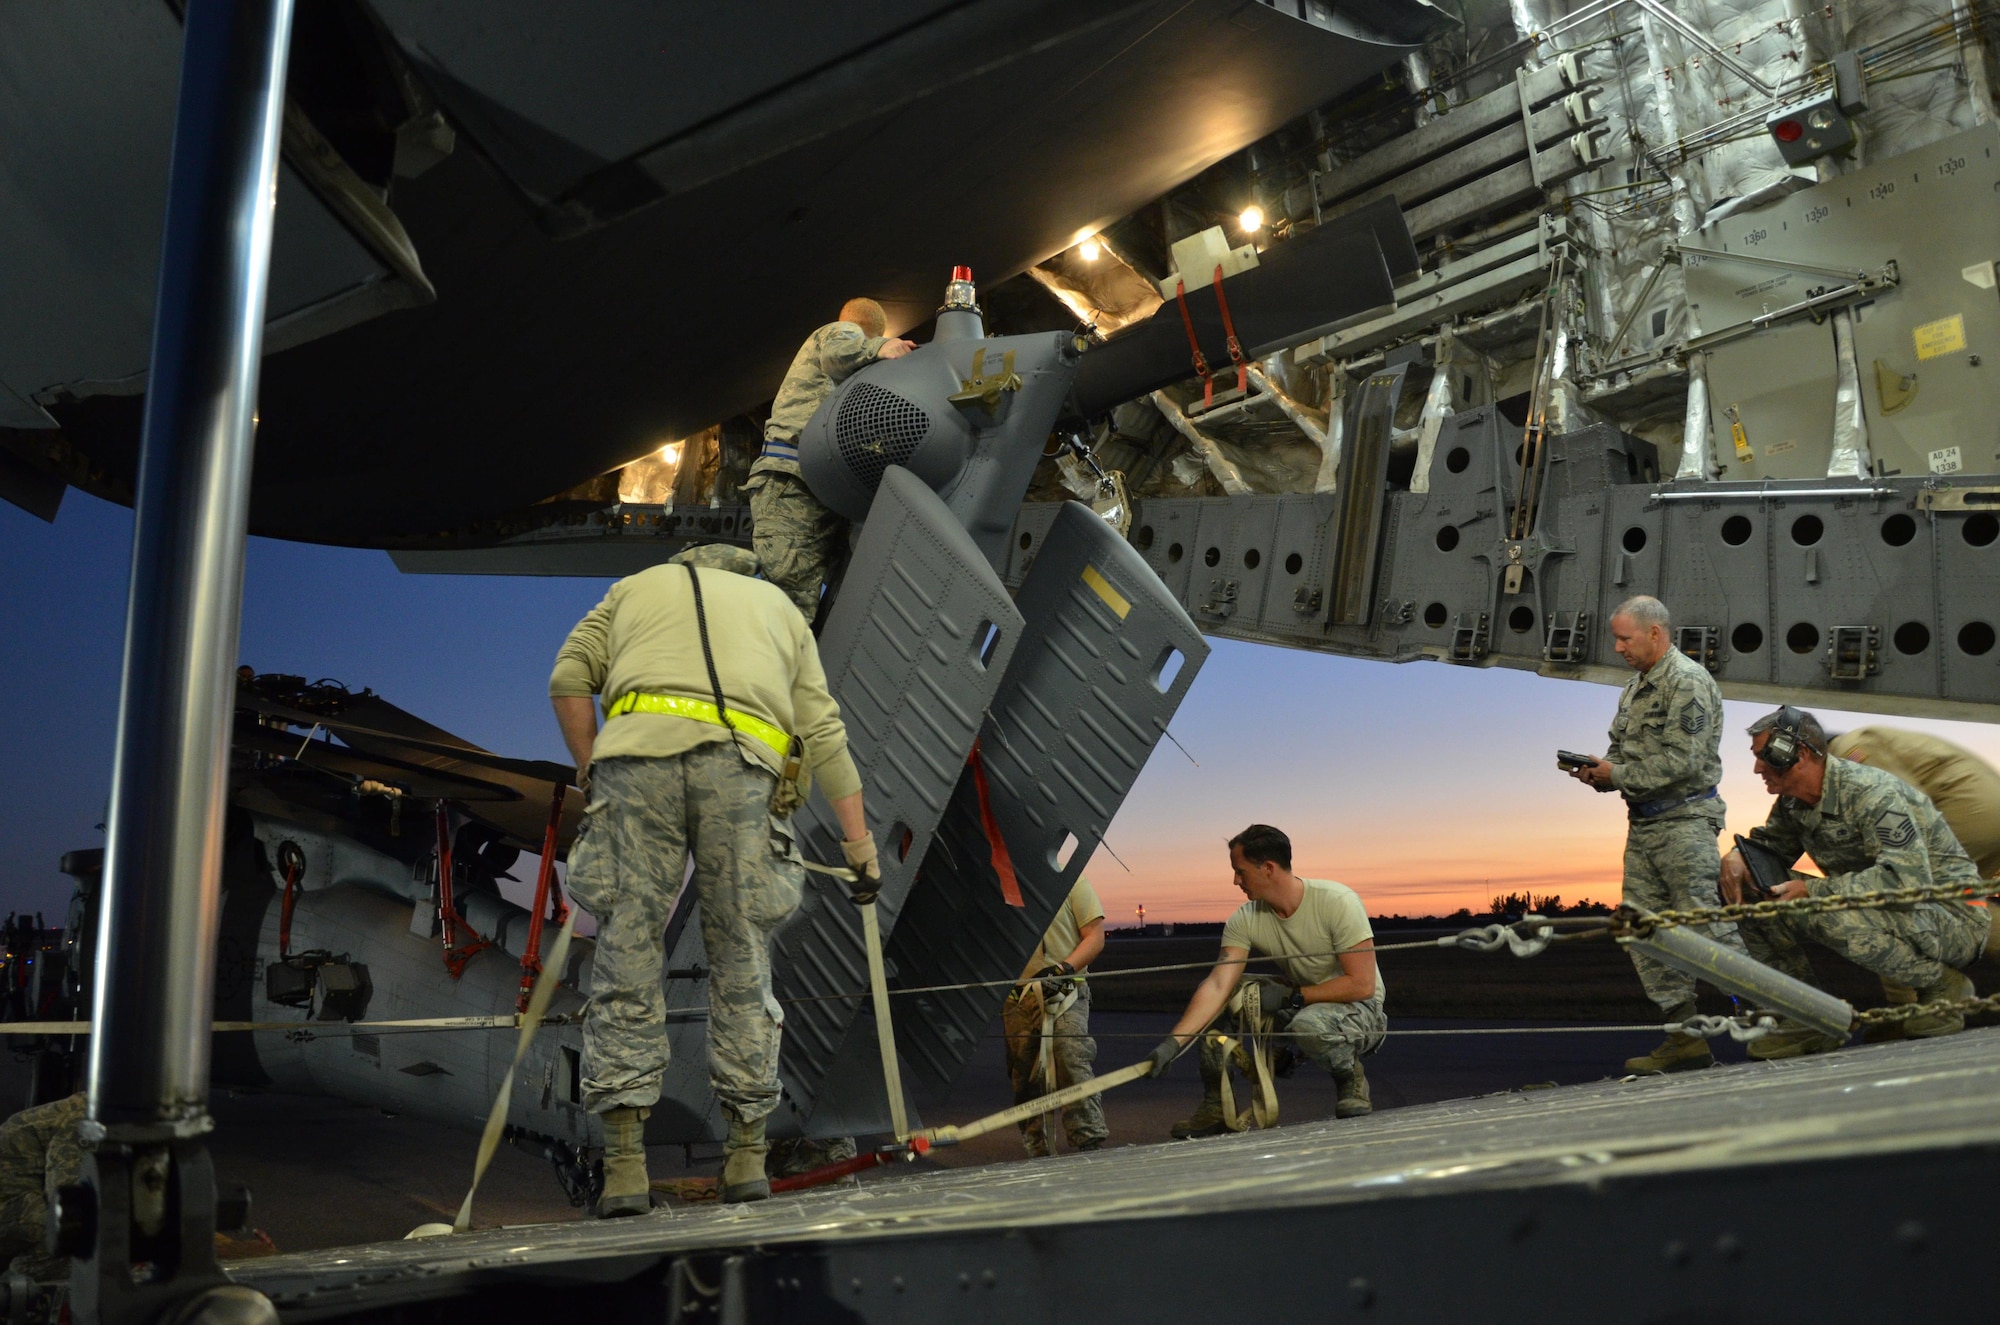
[5,494,1999,925]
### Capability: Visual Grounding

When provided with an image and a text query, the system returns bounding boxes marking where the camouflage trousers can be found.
[565,748,804,1124]
[745,463,847,619]
[1198,985,1387,1082]
[0,1092,84,1280]
[1624,815,1746,1010]
[1741,897,1989,994]
[1003,979,1107,1154]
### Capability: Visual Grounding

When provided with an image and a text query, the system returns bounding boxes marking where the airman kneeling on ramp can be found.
[1146,825,1385,1137]
[1724,706,1991,1059]
[1827,724,2000,1015]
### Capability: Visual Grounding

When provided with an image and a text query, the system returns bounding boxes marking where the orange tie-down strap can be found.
[967,741,1025,908]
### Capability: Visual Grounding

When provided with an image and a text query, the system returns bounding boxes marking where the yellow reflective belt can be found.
[604,692,792,759]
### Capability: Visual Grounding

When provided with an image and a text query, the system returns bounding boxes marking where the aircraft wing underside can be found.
[0,0,1439,541]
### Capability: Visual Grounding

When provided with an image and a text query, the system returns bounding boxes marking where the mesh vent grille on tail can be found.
[834,383,930,489]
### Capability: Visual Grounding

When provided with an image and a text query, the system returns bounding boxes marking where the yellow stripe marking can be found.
[1081,564,1130,619]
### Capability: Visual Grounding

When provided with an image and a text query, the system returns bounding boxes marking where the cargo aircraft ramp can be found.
[234,1028,2000,1322]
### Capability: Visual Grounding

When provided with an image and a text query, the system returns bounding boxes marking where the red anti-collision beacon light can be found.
[942,265,980,314]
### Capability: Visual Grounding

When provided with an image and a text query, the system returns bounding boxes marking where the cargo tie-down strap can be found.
[454,908,577,1232]
[1210,979,1281,1132]
[800,858,908,1140]
[1009,975,1082,1147]
[1172,264,1250,410]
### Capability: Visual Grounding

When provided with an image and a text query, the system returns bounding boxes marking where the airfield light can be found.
[1238,204,1265,233]
[1079,236,1102,261]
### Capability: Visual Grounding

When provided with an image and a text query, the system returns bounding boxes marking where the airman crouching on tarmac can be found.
[1566,594,1748,1076]
[1004,877,1109,1156]
[1146,825,1385,1137]
[550,543,880,1213]
[1724,706,1991,1059]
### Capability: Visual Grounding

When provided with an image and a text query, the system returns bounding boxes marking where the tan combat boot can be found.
[721,1117,772,1203]
[1332,1062,1372,1118]
[1746,1022,1846,1060]
[596,1105,652,1218]
[1623,1033,1714,1075]
[1169,1086,1229,1140]
[1905,969,1975,1039]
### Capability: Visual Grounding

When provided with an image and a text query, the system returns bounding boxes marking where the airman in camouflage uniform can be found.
[1003,878,1109,1155]
[1725,707,1990,1057]
[1826,725,2000,1009]
[1568,596,1746,1074]
[564,747,803,1125]
[0,1092,85,1281]
[745,299,916,619]
[552,543,878,1211]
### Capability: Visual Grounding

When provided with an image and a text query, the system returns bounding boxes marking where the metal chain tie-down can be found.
[1615,879,2000,1030]
[0,918,1793,1037]
[30,888,1995,1042]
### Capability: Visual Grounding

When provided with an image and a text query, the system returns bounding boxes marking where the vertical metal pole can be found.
[75,1,294,1320]
[91,0,294,1141]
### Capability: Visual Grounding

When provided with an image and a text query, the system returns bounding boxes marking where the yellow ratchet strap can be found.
[604,691,791,759]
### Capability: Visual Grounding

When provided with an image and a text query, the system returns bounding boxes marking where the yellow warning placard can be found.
[1913,315,1967,361]
[1081,564,1130,619]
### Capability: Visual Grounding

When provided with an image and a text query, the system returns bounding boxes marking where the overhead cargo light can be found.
[1238,204,1265,233]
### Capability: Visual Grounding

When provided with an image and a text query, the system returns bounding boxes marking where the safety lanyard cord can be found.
[685,565,747,762]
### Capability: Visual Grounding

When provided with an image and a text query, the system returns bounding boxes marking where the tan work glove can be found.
[841,833,881,905]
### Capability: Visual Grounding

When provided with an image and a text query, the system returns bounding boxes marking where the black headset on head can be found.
[1759,705,1819,771]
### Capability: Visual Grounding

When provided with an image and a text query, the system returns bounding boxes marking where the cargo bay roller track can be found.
[231,1030,2000,1321]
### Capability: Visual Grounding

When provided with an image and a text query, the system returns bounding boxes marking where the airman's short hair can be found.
[1228,824,1292,871]
[1612,595,1672,634]
[839,298,889,338]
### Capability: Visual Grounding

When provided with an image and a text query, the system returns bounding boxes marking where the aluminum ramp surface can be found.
[235,1029,2000,1322]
